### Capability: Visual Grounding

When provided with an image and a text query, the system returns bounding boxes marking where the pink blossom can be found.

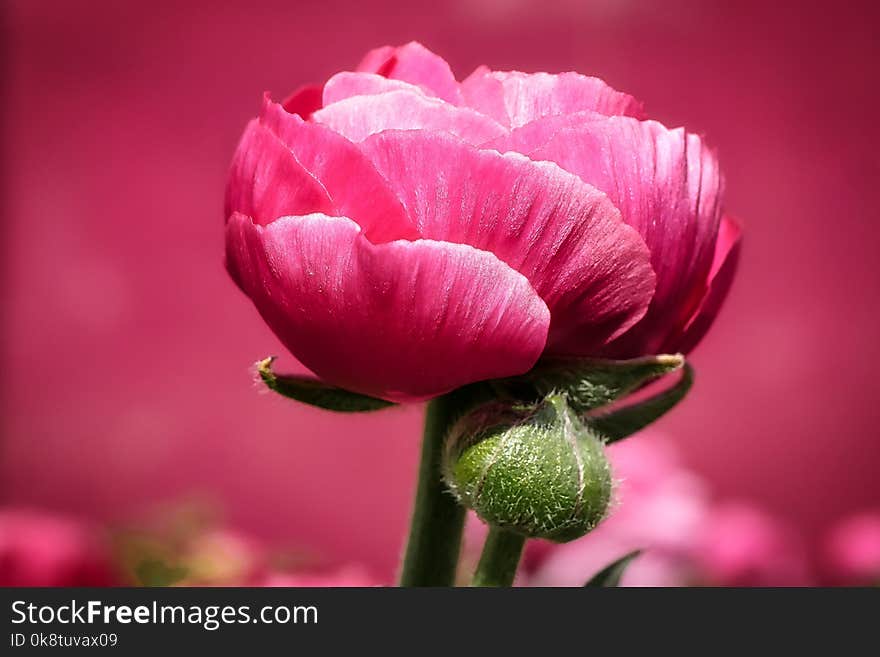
[695,502,810,586]
[0,508,118,586]
[225,42,740,401]
[824,511,880,584]
[526,439,809,586]
[526,437,710,586]
[256,565,380,587]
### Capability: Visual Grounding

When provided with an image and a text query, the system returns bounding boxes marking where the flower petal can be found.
[225,212,550,401]
[281,84,323,119]
[224,120,333,226]
[312,89,506,145]
[259,97,418,242]
[322,71,426,106]
[360,130,656,353]
[482,109,603,152]
[669,215,742,354]
[460,70,644,128]
[355,41,463,105]
[521,116,723,355]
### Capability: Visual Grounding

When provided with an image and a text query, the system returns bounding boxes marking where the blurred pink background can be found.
[2,0,879,583]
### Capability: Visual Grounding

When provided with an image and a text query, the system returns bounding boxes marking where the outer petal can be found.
[224,119,333,226]
[225,212,550,401]
[281,84,323,119]
[516,116,723,355]
[259,98,418,242]
[355,41,463,105]
[359,130,656,353]
[669,215,742,354]
[312,90,506,145]
[322,71,427,106]
[460,70,644,128]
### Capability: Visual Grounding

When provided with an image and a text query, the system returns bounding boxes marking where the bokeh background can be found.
[2,0,879,585]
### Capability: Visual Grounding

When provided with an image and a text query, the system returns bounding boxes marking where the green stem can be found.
[399,393,468,586]
[472,526,526,587]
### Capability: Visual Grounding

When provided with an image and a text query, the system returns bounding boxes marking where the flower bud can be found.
[443,394,612,543]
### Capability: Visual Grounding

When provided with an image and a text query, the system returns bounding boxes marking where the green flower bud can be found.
[443,394,613,543]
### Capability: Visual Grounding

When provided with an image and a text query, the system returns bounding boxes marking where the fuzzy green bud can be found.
[443,394,613,543]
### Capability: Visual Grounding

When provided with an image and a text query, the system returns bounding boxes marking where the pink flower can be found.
[225,42,741,401]
[525,440,811,587]
[256,565,380,587]
[824,511,880,584]
[0,508,119,586]
[695,502,810,586]
[526,437,710,586]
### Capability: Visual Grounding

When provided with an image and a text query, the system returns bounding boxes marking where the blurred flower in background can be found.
[0,441,874,586]
[0,504,381,587]
[111,504,383,587]
[257,566,379,587]
[695,502,809,586]
[824,512,880,586]
[0,509,120,586]
[525,436,811,586]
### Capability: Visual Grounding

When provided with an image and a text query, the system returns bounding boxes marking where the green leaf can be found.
[135,560,188,587]
[256,357,396,412]
[583,550,642,587]
[588,363,694,443]
[501,354,685,414]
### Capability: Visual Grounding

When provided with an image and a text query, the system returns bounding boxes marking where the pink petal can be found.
[669,215,741,354]
[322,72,426,106]
[281,84,323,119]
[312,90,506,145]
[460,70,644,128]
[360,130,656,353]
[518,116,723,355]
[259,97,418,242]
[355,41,463,105]
[356,45,396,74]
[482,109,604,152]
[225,212,550,401]
[224,119,333,226]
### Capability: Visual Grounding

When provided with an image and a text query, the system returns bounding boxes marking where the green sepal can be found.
[588,363,694,443]
[256,357,395,412]
[583,550,642,587]
[499,354,685,414]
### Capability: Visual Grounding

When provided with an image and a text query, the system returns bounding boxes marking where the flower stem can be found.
[472,526,526,587]
[399,392,468,586]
